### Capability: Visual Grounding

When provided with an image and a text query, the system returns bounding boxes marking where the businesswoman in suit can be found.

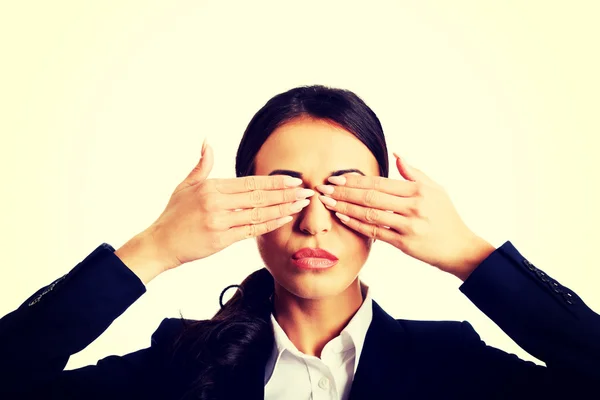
[0,85,598,400]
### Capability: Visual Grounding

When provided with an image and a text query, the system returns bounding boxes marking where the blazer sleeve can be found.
[458,240,600,397]
[0,243,178,399]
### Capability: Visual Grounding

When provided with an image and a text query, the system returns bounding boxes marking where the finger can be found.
[220,187,315,211]
[220,215,294,246]
[393,153,434,185]
[393,153,416,182]
[317,185,415,216]
[333,211,402,244]
[322,197,410,233]
[214,175,303,194]
[180,139,214,189]
[328,174,418,198]
[226,198,310,227]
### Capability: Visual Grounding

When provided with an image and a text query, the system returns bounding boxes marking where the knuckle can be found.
[365,208,380,223]
[211,179,224,193]
[278,202,287,217]
[410,224,421,236]
[249,190,266,206]
[409,198,421,215]
[202,194,220,211]
[244,176,257,191]
[364,189,377,206]
[371,225,379,239]
[393,219,405,234]
[404,221,415,235]
[372,176,383,190]
[392,236,405,250]
[250,207,262,223]
[245,223,257,239]
[284,188,297,203]
[270,176,281,190]
[355,175,367,187]
[355,220,364,233]
[412,222,427,236]
[414,181,425,195]
[264,219,277,233]
[205,214,222,230]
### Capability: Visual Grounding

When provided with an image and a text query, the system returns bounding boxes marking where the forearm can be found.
[459,240,600,378]
[0,243,147,390]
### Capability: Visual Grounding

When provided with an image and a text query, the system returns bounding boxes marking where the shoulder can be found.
[397,318,478,338]
[380,318,485,370]
[372,300,482,348]
[397,318,478,336]
[150,318,209,357]
[148,317,213,383]
[149,317,210,351]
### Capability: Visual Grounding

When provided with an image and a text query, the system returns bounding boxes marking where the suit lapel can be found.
[348,300,410,400]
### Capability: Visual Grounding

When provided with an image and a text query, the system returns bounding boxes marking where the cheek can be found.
[255,230,288,266]
[257,224,290,249]
[340,226,372,252]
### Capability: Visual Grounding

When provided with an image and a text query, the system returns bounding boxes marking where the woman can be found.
[0,85,598,400]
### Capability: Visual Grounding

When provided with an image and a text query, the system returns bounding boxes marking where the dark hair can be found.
[173,85,389,399]
[235,85,389,178]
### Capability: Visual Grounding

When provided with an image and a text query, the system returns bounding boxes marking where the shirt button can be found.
[318,376,330,390]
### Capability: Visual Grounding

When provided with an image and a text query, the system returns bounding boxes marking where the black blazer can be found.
[0,241,598,399]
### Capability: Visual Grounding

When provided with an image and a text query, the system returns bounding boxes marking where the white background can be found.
[1,1,598,369]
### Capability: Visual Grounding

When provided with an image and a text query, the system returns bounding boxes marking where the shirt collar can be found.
[264,281,373,384]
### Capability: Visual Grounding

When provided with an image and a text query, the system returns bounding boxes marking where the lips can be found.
[291,248,338,261]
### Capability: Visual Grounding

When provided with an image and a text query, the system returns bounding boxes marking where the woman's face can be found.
[254,117,380,300]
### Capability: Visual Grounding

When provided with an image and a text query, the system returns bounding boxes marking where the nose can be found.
[298,193,332,236]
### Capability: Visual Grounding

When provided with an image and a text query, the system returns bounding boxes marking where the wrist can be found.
[114,229,173,284]
[453,236,496,282]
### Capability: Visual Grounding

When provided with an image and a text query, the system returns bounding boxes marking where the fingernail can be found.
[290,199,310,212]
[328,176,346,185]
[284,177,303,187]
[316,184,334,194]
[296,188,315,199]
[202,138,208,155]
[336,212,350,222]
[392,152,400,159]
[319,195,337,207]
[277,216,293,226]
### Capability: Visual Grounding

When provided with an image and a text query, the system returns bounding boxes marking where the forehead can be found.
[254,118,380,179]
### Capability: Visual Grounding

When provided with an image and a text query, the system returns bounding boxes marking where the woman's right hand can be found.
[143,139,314,273]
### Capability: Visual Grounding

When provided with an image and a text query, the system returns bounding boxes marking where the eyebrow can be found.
[268,168,366,178]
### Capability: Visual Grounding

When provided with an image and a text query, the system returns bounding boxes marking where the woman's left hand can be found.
[315,153,496,280]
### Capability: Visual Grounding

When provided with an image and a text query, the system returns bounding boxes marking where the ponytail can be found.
[171,268,275,400]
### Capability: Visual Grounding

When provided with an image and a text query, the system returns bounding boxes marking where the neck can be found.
[272,278,364,357]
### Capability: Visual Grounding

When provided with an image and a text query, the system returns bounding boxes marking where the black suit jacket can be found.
[0,241,598,399]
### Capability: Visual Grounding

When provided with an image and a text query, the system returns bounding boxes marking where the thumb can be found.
[393,152,419,182]
[183,138,214,187]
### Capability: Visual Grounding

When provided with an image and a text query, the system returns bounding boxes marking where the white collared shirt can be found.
[264,283,373,400]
